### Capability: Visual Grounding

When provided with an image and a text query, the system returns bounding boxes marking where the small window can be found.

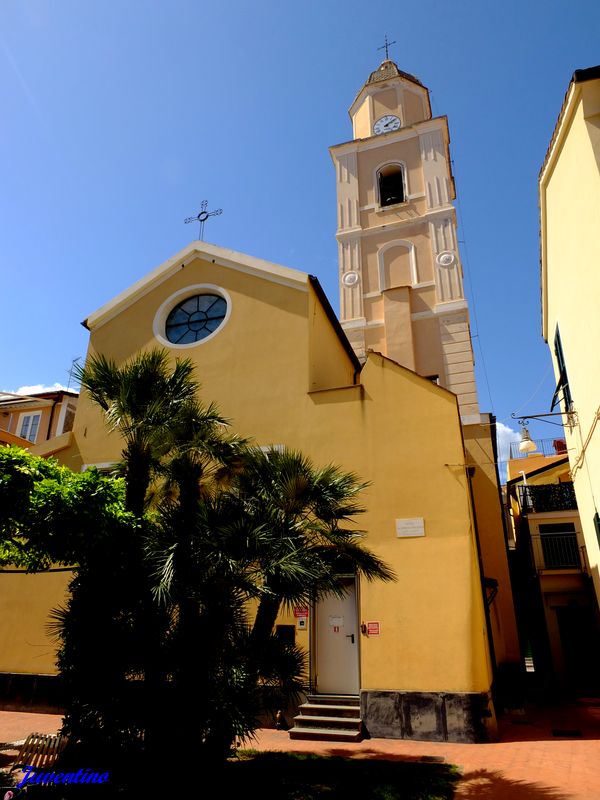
[275,625,295,646]
[378,165,405,207]
[62,403,76,434]
[19,413,41,443]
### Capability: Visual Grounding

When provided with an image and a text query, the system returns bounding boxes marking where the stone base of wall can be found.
[0,673,64,713]
[361,689,495,743]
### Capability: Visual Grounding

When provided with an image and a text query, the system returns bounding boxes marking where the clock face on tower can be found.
[373,115,401,135]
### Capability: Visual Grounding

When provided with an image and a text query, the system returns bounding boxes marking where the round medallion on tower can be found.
[342,271,360,287]
[436,251,456,269]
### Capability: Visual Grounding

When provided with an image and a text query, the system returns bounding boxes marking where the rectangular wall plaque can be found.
[396,517,425,538]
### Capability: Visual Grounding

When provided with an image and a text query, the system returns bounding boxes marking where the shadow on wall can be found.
[456,769,570,800]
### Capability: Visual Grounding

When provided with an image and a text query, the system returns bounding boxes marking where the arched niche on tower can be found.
[378,240,418,291]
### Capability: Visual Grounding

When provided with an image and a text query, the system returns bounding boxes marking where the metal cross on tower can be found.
[377,34,396,61]
[184,200,223,241]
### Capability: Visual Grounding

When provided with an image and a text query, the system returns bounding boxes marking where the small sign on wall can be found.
[396,517,425,538]
[297,617,307,630]
[366,621,380,636]
[294,606,309,618]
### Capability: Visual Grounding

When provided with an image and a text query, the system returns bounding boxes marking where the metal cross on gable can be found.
[378,34,396,61]
[184,200,223,241]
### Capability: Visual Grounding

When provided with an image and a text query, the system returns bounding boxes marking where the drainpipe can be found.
[466,465,498,680]
[46,396,60,441]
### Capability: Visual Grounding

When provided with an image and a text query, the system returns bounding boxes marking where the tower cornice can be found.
[329,115,449,160]
[335,205,457,240]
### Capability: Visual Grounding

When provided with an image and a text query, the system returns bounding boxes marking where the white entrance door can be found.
[316,581,359,694]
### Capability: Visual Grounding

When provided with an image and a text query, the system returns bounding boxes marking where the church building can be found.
[2,59,519,743]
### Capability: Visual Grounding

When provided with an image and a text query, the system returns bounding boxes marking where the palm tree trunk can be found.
[250,593,282,650]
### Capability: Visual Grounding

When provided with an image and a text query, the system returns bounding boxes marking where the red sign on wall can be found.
[294,606,309,618]
[366,621,380,636]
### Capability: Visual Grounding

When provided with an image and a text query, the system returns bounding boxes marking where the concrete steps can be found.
[289,694,362,742]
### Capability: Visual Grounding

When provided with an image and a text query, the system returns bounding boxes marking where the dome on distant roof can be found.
[366,60,423,88]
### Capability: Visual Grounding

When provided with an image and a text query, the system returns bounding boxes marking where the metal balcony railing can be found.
[509,437,568,460]
[531,532,582,570]
[518,482,577,514]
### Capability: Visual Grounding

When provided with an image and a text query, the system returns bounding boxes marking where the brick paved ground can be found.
[1,703,600,799]
[251,702,600,800]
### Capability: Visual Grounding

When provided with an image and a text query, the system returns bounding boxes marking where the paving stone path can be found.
[2,704,600,799]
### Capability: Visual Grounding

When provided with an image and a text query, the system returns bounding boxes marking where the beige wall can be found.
[351,80,430,139]
[333,71,478,421]
[357,138,424,208]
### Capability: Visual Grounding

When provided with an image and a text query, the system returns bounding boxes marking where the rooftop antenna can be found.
[378,34,396,61]
[67,357,81,390]
[184,200,223,241]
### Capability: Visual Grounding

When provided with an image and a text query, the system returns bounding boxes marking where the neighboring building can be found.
[0,389,78,708]
[506,440,600,695]
[0,389,78,457]
[539,65,600,610]
[0,60,519,740]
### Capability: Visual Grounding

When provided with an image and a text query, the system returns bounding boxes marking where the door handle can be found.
[346,634,355,644]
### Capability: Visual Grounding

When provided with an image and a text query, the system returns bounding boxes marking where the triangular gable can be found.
[83,241,310,332]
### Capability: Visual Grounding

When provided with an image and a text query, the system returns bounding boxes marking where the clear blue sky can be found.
[2,0,599,458]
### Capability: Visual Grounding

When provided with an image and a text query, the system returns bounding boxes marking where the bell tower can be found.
[330,59,480,423]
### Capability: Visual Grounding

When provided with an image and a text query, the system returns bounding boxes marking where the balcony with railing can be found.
[531,531,582,571]
[517,482,577,514]
[509,437,568,460]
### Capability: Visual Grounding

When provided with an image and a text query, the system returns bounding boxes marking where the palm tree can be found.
[71,349,203,764]
[75,349,200,515]
[144,398,250,764]
[235,447,396,658]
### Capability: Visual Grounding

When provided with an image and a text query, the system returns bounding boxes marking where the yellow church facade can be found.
[0,60,522,742]
[66,240,494,741]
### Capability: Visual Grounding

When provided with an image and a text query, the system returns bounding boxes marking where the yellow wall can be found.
[82,262,491,694]
[463,419,520,666]
[323,356,492,692]
[0,571,71,674]
[8,249,493,697]
[65,256,492,693]
[541,76,600,605]
[307,287,356,391]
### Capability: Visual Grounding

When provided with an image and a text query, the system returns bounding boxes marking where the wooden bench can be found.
[10,732,68,772]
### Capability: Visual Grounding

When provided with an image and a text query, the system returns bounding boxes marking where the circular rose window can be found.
[165,294,227,344]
